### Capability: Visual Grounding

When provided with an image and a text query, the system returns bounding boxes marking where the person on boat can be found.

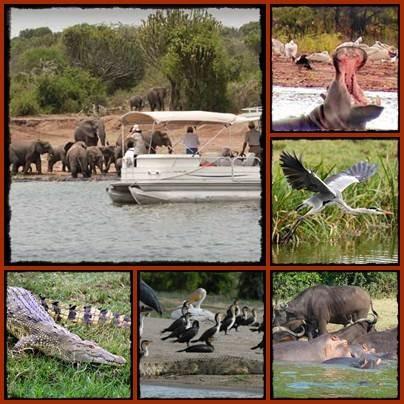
[123,140,136,167]
[240,121,261,165]
[130,124,142,138]
[183,126,200,155]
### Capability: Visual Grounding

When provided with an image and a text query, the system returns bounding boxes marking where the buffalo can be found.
[274,285,378,339]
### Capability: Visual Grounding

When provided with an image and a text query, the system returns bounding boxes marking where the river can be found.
[8,181,262,263]
[273,361,397,398]
[140,383,263,398]
[272,233,398,264]
[272,86,398,131]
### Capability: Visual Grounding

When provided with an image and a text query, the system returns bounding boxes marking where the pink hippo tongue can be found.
[334,46,369,105]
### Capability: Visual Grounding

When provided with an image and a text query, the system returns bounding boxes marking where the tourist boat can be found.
[106,110,261,204]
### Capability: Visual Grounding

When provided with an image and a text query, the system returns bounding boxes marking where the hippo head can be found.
[310,45,384,130]
[323,335,351,360]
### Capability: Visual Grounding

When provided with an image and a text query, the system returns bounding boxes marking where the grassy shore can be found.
[6,271,132,399]
[272,139,398,244]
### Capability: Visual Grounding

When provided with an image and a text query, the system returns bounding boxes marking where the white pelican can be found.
[171,288,215,322]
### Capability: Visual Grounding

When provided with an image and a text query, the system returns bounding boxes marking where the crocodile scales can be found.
[7,287,126,365]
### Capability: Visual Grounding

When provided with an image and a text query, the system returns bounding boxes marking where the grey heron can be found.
[278,151,392,243]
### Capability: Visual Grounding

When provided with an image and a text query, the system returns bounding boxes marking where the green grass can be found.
[6,271,132,399]
[272,139,398,244]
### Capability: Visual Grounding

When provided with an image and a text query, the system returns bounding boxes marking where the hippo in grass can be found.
[272,45,384,131]
[273,334,351,362]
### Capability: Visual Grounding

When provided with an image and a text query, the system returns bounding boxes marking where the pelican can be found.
[171,288,215,322]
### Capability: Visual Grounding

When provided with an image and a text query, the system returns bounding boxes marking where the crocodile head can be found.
[58,335,126,366]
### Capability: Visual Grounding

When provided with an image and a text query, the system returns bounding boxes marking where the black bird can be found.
[250,318,265,333]
[295,55,313,70]
[241,308,258,327]
[220,305,236,335]
[192,313,222,343]
[178,337,215,353]
[251,337,264,350]
[172,320,199,346]
[139,340,152,359]
[140,279,163,315]
[232,306,249,331]
[161,313,192,341]
[161,302,189,334]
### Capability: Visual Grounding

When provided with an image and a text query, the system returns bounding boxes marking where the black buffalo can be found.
[274,285,377,339]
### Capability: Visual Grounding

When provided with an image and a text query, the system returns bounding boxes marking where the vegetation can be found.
[272,271,397,300]
[9,10,261,115]
[142,271,264,300]
[272,139,398,244]
[6,271,131,399]
[272,6,398,52]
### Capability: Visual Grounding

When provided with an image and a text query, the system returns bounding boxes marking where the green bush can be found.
[10,89,40,116]
[37,67,106,113]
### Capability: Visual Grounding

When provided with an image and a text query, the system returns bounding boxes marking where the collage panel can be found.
[137,270,265,399]
[271,138,398,265]
[270,270,398,399]
[5,270,132,399]
[6,5,265,265]
[270,5,398,132]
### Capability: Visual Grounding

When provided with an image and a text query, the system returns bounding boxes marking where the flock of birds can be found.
[139,280,264,360]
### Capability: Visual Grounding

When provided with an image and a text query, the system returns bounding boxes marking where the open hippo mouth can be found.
[333,46,380,107]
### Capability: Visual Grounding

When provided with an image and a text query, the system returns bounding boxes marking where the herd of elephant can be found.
[129,87,167,112]
[9,118,173,178]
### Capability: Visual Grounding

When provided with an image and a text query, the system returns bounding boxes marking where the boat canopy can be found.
[120,110,259,126]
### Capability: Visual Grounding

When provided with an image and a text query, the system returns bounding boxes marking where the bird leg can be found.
[279,216,305,244]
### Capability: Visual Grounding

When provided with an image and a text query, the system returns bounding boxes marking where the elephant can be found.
[115,131,173,160]
[129,95,145,111]
[147,87,167,111]
[87,146,105,175]
[99,145,116,173]
[74,118,107,146]
[65,141,91,178]
[272,45,384,131]
[10,140,53,175]
[48,144,68,173]
[115,157,122,176]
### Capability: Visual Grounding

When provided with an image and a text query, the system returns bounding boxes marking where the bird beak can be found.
[383,210,393,215]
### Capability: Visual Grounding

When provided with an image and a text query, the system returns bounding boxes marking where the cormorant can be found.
[191,313,222,343]
[139,311,150,337]
[139,339,152,359]
[140,279,163,315]
[220,304,236,335]
[172,320,200,346]
[232,306,249,331]
[251,338,264,350]
[161,302,189,334]
[161,313,192,340]
[177,337,215,353]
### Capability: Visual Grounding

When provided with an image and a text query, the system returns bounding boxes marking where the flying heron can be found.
[278,151,392,243]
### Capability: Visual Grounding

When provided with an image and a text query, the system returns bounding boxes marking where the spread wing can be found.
[279,151,336,197]
[325,161,378,193]
[140,280,163,315]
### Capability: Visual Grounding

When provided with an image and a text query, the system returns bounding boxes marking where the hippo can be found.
[272,45,384,131]
[322,355,381,369]
[273,334,351,362]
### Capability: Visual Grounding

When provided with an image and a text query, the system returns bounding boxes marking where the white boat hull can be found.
[107,154,261,205]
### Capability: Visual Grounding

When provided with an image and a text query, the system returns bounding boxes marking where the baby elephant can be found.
[65,141,91,178]
[87,146,105,175]
[10,140,53,175]
[48,144,68,173]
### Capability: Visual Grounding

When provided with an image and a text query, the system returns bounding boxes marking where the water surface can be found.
[9,181,262,263]
[272,86,398,131]
[140,384,262,398]
[272,235,398,264]
[273,361,397,398]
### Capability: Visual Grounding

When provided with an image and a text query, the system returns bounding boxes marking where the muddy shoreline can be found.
[272,55,398,92]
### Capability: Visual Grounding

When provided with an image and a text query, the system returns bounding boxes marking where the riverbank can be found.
[272,55,398,91]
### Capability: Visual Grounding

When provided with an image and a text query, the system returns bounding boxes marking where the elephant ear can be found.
[64,142,75,153]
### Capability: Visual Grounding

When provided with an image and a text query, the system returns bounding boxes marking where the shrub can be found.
[10,89,40,116]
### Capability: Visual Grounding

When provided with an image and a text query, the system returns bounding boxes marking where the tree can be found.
[138,10,230,111]
[62,24,145,93]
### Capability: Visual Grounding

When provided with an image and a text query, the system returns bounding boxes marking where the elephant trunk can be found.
[98,121,107,146]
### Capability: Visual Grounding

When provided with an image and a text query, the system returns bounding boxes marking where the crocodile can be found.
[39,297,131,327]
[7,287,126,366]
[140,356,263,377]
